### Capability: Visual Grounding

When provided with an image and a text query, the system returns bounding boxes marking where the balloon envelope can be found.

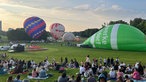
[62,32,75,41]
[83,24,146,51]
[50,23,65,40]
[24,16,46,39]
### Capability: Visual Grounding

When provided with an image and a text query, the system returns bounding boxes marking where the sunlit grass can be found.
[0,43,146,82]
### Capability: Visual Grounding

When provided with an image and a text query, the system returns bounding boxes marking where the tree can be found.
[130,18,146,34]
[100,20,128,30]
[109,20,128,25]
[80,28,99,37]
[36,31,49,40]
[7,28,49,41]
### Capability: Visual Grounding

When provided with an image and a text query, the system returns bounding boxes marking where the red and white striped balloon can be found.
[50,23,65,40]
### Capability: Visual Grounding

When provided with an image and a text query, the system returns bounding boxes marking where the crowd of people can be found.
[57,55,146,82]
[0,54,145,82]
[0,56,53,82]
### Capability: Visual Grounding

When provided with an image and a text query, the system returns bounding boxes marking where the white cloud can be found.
[0,2,104,31]
[112,5,121,10]
[0,1,146,32]
[94,4,127,18]
[74,4,90,10]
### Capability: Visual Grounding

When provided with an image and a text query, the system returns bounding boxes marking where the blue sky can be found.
[0,0,146,32]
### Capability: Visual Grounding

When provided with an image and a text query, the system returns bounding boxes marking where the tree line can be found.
[74,18,146,37]
[6,28,49,41]
[3,18,146,41]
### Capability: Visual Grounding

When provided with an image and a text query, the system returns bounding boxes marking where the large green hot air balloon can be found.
[83,24,146,51]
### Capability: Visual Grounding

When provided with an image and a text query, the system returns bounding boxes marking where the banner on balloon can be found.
[83,24,146,51]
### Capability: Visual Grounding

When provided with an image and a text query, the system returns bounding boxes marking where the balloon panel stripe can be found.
[30,25,45,38]
[30,24,46,38]
[110,24,120,50]
[55,23,59,27]
[25,19,42,33]
[24,17,39,28]
[27,21,45,35]
[25,19,41,32]
[24,17,33,28]
[25,19,42,32]
[35,30,44,39]
[33,30,44,38]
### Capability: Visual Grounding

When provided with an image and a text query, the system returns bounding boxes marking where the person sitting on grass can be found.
[131,68,141,80]
[137,62,144,76]
[69,75,76,82]
[74,58,79,68]
[0,65,7,74]
[58,72,68,82]
[98,73,107,82]
[79,65,85,75]
[13,75,22,82]
[76,73,81,82]
[87,73,96,82]
[124,75,133,82]
[117,69,124,80]
[109,68,116,80]
[39,67,48,78]
[11,64,23,74]
[6,76,13,82]
[68,59,74,68]
[32,68,38,77]
[22,79,30,82]
[116,76,124,82]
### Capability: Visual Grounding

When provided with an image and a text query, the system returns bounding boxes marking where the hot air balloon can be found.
[50,23,65,40]
[62,32,75,41]
[23,16,46,39]
[74,36,80,42]
[83,24,146,51]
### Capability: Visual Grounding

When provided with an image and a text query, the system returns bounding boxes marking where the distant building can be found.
[0,21,1,31]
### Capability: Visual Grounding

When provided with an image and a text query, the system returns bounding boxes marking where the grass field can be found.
[0,43,146,82]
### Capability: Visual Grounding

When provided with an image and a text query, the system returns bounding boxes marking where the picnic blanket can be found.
[27,76,48,80]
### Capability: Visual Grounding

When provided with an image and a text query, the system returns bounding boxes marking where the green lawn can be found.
[0,43,146,82]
